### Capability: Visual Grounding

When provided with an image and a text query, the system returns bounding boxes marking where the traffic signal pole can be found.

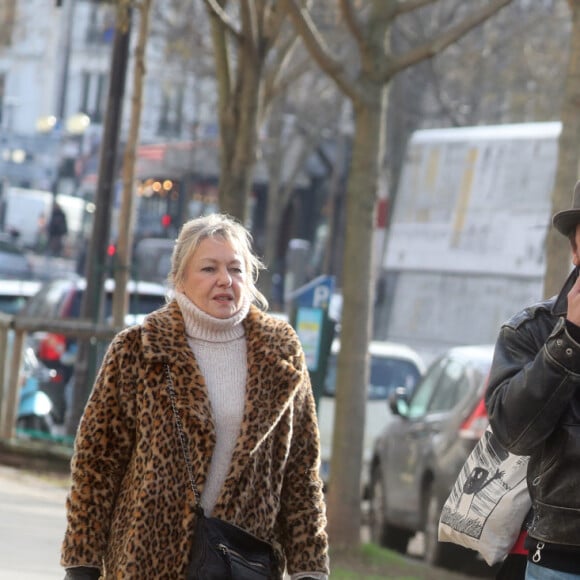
[66,8,132,436]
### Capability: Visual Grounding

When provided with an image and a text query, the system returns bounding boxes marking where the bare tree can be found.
[281,0,513,547]
[544,0,580,298]
[148,0,344,301]
[259,71,345,304]
[203,0,303,222]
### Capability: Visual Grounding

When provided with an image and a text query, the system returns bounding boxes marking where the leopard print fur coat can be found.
[61,300,329,578]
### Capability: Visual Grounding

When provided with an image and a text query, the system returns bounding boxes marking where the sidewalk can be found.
[0,437,72,475]
[0,463,68,580]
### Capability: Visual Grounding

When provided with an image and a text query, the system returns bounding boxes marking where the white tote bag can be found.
[438,426,531,566]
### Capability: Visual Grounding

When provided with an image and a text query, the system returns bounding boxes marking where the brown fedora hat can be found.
[553,180,580,237]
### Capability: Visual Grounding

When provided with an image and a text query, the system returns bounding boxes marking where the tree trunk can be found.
[113,0,152,327]
[209,6,262,223]
[326,86,386,546]
[218,61,261,221]
[543,3,580,298]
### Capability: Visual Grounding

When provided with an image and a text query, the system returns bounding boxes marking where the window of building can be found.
[157,85,185,137]
[80,71,107,123]
[85,3,115,45]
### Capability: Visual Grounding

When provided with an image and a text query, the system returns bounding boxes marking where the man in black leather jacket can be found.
[486,180,580,579]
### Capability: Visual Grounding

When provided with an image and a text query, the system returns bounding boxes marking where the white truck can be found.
[381,121,562,364]
[0,187,88,250]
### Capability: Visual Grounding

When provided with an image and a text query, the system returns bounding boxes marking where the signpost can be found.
[288,275,336,409]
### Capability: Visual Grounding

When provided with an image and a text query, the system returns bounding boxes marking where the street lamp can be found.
[36,115,58,133]
[65,113,91,135]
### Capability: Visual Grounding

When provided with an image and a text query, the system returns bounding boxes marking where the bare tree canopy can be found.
[281,0,513,548]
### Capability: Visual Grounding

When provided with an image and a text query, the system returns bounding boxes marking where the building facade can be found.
[0,0,216,197]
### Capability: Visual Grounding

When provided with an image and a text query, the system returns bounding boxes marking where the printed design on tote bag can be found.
[440,430,528,539]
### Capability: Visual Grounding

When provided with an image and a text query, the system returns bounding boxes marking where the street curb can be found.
[0,438,72,474]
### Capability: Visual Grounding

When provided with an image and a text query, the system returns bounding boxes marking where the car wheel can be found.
[16,414,50,436]
[369,465,412,553]
[423,487,470,569]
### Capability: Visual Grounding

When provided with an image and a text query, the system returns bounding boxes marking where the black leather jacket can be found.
[486,269,580,546]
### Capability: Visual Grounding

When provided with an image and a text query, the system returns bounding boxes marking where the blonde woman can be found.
[62,213,329,579]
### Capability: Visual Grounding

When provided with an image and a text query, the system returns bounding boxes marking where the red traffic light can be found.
[161,214,172,228]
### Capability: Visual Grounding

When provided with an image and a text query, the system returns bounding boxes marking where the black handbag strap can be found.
[164,363,203,512]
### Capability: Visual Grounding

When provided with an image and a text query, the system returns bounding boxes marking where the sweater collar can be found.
[141,301,300,366]
[174,291,249,342]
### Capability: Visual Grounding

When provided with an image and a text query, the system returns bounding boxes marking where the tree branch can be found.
[209,5,233,131]
[339,0,368,54]
[389,0,512,78]
[395,0,438,17]
[262,53,311,112]
[203,0,242,41]
[280,0,362,103]
[263,0,289,53]
[425,58,468,126]
[240,0,257,52]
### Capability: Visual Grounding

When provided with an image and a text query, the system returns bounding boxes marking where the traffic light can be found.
[161,214,172,228]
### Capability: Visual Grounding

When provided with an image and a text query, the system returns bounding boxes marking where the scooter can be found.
[16,347,57,438]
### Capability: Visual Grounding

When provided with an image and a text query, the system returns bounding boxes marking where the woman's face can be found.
[179,236,247,319]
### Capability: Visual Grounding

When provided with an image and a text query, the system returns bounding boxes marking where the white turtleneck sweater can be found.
[175,291,249,516]
[175,293,328,580]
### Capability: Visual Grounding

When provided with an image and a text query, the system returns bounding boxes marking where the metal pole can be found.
[55,0,75,121]
[66,8,132,437]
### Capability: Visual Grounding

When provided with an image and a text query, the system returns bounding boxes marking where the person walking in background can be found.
[47,202,68,257]
[61,213,329,579]
[486,180,580,579]
[35,211,47,253]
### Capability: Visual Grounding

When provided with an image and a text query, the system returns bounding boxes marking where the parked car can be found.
[133,237,174,284]
[0,279,42,315]
[368,344,494,571]
[318,339,426,496]
[19,275,168,424]
[0,236,34,279]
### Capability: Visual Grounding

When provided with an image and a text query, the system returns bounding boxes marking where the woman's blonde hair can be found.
[168,213,268,310]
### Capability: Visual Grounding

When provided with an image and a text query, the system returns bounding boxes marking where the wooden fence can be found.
[0,314,120,440]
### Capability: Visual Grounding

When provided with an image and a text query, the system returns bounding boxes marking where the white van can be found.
[381,122,561,363]
[317,339,425,496]
[1,187,88,250]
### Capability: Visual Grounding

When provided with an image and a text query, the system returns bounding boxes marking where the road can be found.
[0,465,68,579]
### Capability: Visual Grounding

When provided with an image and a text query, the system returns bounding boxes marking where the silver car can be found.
[368,345,494,572]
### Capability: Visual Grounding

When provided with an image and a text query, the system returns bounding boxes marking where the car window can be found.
[368,357,422,400]
[102,292,166,317]
[322,353,421,399]
[24,281,68,318]
[0,241,32,279]
[127,292,166,315]
[406,358,447,419]
[427,359,469,412]
[59,288,167,319]
[0,295,28,314]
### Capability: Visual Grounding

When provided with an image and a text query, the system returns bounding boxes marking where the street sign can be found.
[288,275,336,408]
[289,275,335,309]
